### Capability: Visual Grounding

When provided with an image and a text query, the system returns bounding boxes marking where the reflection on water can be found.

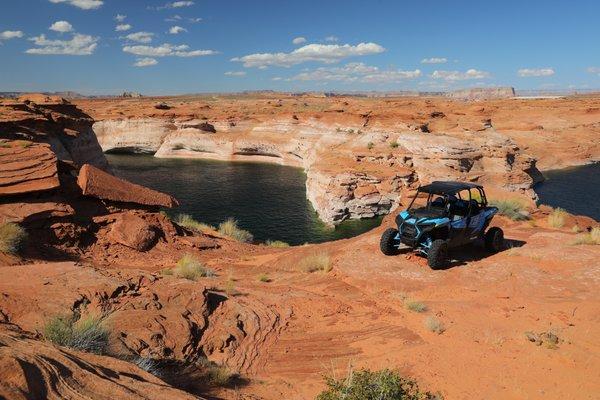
[106,154,382,245]
[535,163,600,221]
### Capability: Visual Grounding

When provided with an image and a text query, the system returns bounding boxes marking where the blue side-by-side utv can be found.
[380,181,504,269]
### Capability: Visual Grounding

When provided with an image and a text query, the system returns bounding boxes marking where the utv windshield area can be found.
[407,181,488,219]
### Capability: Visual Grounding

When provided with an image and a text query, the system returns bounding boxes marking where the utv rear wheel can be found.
[380,228,400,255]
[485,227,504,252]
[428,239,448,269]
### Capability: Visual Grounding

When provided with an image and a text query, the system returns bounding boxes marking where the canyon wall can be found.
[91,114,541,225]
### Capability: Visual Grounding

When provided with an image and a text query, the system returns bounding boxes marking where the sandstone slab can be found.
[77,164,178,208]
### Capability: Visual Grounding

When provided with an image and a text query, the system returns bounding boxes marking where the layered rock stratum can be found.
[81,94,598,224]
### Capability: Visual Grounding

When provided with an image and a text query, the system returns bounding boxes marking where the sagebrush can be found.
[44,313,109,354]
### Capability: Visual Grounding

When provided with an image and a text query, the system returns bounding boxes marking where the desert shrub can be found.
[44,314,109,354]
[389,141,399,148]
[547,208,567,228]
[173,254,215,280]
[0,222,27,254]
[490,200,529,221]
[196,357,236,387]
[298,252,331,273]
[218,218,253,242]
[175,214,215,232]
[424,316,445,334]
[367,142,374,150]
[14,140,33,148]
[316,368,434,400]
[404,300,427,313]
[572,227,600,245]
[257,273,271,282]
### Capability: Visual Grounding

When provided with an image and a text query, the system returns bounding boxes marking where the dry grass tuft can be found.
[547,208,567,228]
[175,214,215,232]
[298,252,331,273]
[490,199,529,221]
[572,227,600,245]
[266,239,290,248]
[424,316,445,334]
[404,299,427,313]
[0,222,27,254]
[44,313,110,354]
[173,254,215,280]
[218,218,253,242]
[257,273,271,283]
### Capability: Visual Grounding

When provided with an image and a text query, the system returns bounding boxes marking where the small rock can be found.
[154,102,171,110]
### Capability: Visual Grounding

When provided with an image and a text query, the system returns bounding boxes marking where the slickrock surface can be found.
[77,94,599,224]
[0,141,59,195]
[78,164,179,208]
[0,323,200,400]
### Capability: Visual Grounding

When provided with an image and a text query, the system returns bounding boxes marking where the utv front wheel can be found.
[485,227,504,252]
[427,239,448,269]
[380,228,400,255]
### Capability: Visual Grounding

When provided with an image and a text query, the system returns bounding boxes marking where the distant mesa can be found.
[121,91,143,98]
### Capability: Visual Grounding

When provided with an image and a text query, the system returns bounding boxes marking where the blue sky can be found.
[1,0,599,95]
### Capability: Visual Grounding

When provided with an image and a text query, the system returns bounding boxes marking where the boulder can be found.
[107,212,158,251]
[154,102,171,110]
[77,164,178,208]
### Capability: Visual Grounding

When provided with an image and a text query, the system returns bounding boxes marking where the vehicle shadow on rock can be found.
[439,238,527,270]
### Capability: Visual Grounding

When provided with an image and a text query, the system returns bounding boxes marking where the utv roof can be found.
[418,181,483,195]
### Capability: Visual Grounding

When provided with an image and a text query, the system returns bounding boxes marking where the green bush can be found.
[0,222,27,254]
[218,218,253,242]
[175,214,215,232]
[389,141,399,149]
[173,254,215,280]
[424,316,445,334]
[367,142,374,150]
[490,200,529,221]
[317,368,434,400]
[44,314,109,354]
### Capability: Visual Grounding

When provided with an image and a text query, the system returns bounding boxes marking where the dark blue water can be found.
[535,163,600,221]
[106,154,382,245]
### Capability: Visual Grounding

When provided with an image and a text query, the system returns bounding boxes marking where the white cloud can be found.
[168,26,187,34]
[421,57,447,64]
[224,71,246,76]
[291,62,421,83]
[232,42,385,68]
[49,0,103,10]
[115,14,126,22]
[0,30,24,41]
[123,43,217,57]
[431,69,490,81]
[49,21,73,33]
[26,33,98,55]
[134,57,158,67]
[123,32,154,44]
[587,67,600,76]
[157,1,194,9]
[116,24,132,32]
[325,36,339,42]
[272,77,283,81]
[517,68,555,77]
[166,15,182,21]
[188,17,202,23]
[292,37,306,45]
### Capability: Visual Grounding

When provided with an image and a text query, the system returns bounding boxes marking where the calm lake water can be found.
[106,154,382,245]
[535,163,600,221]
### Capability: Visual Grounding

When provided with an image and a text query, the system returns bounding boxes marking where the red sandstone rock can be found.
[77,164,178,208]
[107,212,158,251]
[0,141,60,195]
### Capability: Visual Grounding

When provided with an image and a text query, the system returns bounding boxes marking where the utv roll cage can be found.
[407,181,488,217]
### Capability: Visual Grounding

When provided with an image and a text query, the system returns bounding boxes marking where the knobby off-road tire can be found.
[380,228,400,255]
[484,227,504,252]
[427,239,448,269]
